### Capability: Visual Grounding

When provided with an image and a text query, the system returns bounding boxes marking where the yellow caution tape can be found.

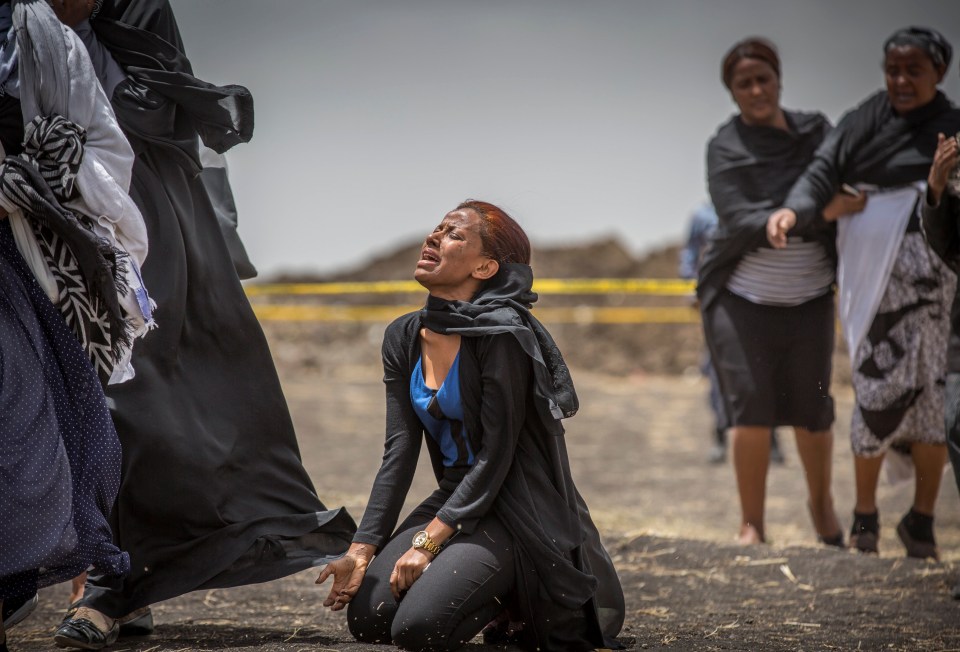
[244,278,696,297]
[252,304,701,324]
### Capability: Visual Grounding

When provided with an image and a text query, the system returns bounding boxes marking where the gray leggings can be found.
[348,503,515,652]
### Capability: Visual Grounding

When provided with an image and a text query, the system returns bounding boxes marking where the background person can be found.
[769,26,958,560]
[50,1,357,648]
[698,37,863,546]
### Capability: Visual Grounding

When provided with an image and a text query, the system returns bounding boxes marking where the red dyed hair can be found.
[457,200,531,265]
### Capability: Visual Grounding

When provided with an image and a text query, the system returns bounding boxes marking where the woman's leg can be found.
[731,426,772,544]
[911,442,948,515]
[390,514,514,652]
[794,428,841,541]
[853,454,884,514]
[348,520,429,645]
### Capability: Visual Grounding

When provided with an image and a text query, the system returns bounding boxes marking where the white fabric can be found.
[13,0,153,383]
[836,183,922,357]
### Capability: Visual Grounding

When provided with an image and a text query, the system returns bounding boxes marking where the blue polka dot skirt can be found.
[0,220,129,600]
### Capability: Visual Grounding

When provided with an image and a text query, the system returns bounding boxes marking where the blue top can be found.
[410,351,475,467]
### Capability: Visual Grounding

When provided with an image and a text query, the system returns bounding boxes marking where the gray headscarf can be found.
[884,26,953,73]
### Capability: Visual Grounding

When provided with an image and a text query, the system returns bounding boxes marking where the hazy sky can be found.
[169,0,960,278]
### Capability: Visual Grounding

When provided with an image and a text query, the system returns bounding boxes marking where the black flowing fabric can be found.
[371,266,624,651]
[78,0,355,617]
[697,110,834,309]
[0,219,128,600]
[784,91,960,224]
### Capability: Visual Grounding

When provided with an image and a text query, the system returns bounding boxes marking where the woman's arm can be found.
[921,133,960,270]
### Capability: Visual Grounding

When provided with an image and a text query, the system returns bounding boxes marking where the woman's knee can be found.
[391,611,462,652]
[346,592,394,645]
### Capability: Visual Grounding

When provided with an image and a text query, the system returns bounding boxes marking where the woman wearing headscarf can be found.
[317,201,624,652]
[769,26,959,560]
[49,1,356,648]
[698,37,864,546]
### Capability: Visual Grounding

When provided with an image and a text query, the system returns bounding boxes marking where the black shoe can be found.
[952,583,960,600]
[849,510,879,554]
[897,509,938,560]
[53,617,119,650]
[118,608,154,637]
[2,593,38,629]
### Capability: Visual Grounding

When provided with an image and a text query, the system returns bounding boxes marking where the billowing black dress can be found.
[78,0,355,616]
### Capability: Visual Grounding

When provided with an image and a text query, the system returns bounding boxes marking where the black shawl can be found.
[90,0,253,171]
[785,90,960,227]
[697,110,834,308]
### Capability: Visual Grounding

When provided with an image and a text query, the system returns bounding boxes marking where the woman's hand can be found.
[49,0,95,27]
[822,191,867,222]
[389,548,434,599]
[766,208,797,248]
[315,543,374,611]
[928,132,959,207]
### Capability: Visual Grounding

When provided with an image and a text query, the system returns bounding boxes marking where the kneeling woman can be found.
[317,201,624,651]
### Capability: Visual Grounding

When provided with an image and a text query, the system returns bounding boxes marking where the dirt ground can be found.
[9,321,960,651]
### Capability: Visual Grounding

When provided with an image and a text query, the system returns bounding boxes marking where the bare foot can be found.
[69,573,87,606]
[737,523,764,545]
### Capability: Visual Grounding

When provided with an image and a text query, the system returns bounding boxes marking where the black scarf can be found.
[420,263,578,423]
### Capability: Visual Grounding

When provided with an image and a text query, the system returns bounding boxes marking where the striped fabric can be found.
[0,115,128,382]
[726,237,835,306]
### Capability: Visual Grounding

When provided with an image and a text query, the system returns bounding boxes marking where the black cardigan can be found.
[697,110,835,309]
[922,192,960,372]
[355,311,625,651]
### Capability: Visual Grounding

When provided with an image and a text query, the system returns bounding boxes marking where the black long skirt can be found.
[83,143,356,617]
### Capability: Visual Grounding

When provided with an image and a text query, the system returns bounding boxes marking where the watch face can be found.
[413,531,427,547]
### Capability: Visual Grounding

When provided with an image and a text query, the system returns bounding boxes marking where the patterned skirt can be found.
[0,220,127,600]
[850,229,956,456]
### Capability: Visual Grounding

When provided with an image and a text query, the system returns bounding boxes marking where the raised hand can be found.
[928,132,959,206]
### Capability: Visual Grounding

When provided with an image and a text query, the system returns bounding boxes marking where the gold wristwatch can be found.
[411,530,442,555]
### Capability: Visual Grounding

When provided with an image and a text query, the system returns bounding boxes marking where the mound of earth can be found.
[262,236,852,381]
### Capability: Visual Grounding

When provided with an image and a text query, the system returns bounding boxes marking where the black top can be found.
[922,191,960,372]
[698,110,834,309]
[356,268,624,650]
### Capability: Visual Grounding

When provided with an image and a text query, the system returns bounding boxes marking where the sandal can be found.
[896,509,939,561]
[2,593,38,629]
[849,510,879,554]
[53,612,119,650]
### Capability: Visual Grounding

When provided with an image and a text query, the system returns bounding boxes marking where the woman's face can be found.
[729,58,781,126]
[415,208,496,298]
[884,45,944,115]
